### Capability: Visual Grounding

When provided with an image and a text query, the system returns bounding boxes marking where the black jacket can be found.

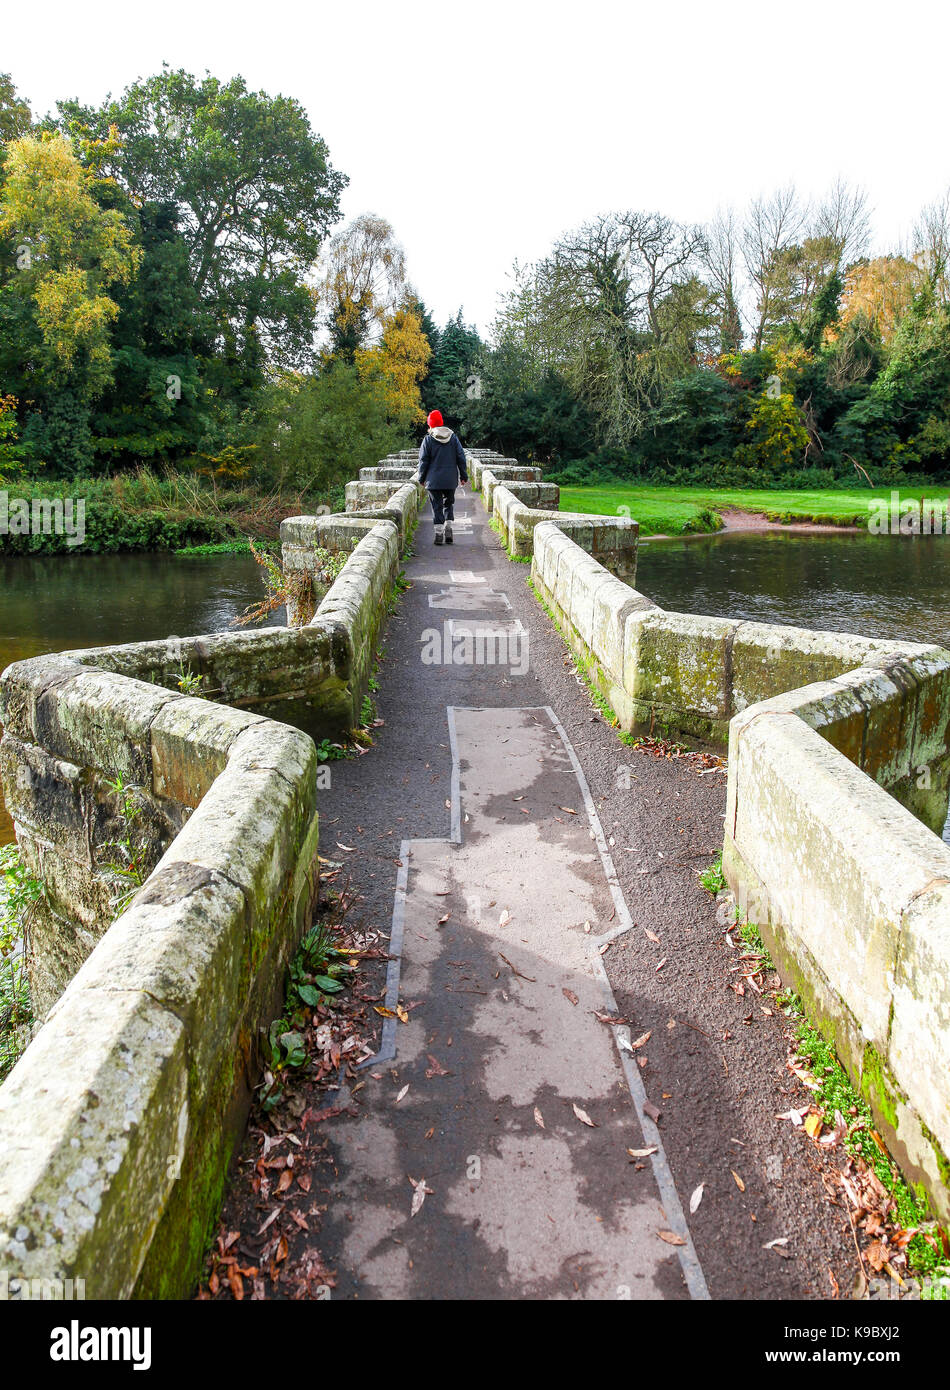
[418,427,468,490]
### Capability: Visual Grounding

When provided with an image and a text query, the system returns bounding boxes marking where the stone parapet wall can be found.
[468,457,530,490]
[530,519,950,1220]
[492,483,639,582]
[340,481,419,543]
[0,671,321,1296]
[0,510,405,1297]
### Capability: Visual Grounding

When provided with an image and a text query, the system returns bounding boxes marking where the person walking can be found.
[416,410,468,545]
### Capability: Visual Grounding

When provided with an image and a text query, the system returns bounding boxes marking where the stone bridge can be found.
[1,447,948,1298]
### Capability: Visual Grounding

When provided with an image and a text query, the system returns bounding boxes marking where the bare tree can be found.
[540,211,708,443]
[741,185,807,349]
[813,177,872,269]
[913,189,950,300]
[702,205,744,352]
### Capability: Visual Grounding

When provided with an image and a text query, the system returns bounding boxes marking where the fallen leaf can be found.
[658,1230,686,1246]
[336,843,356,852]
[655,957,668,972]
[498,909,512,928]
[425,1054,451,1078]
[865,1241,887,1272]
[534,1106,545,1129]
[644,926,661,944]
[395,1084,409,1103]
[583,920,592,934]
[374,1005,397,1018]
[396,1004,409,1024]
[572,1103,598,1128]
[558,807,578,815]
[643,1100,662,1122]
[437,913,450,926]
[257,1209,280,1236]
[690,1183,705,1213]
[776,1106,809,1126]
[408,1176,433,1217]
[819,1110,848,1148]
[562,988,579,1006]
[627,1146,658,1158]
[276,1169,294,1194]
[630,1030,652,1049]
[731,1169,745,1192]
[804,1112,823,1140]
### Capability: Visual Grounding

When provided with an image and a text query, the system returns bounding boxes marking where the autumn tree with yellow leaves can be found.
[0,132,141,397]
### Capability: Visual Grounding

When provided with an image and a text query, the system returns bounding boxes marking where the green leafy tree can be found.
[90,200,214,466]
[57,68,346,399]
[248,363,406,493]
[0,132,141,472]
[424,308,483,426]
[0,74,32,143]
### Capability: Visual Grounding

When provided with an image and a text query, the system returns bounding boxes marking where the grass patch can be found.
[558,484,948,538]
[698,854,726,895]
[175,539,254,556]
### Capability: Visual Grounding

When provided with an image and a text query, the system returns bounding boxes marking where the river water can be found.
[637,530,950,649]
[2,533,950,846]
[0,551,277,846]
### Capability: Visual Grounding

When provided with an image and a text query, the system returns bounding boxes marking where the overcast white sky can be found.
[5,0,949,334]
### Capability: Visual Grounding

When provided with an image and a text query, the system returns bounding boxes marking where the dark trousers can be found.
[428,488,456,525]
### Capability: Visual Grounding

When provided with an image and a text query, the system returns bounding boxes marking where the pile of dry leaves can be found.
[196,866,390,1301]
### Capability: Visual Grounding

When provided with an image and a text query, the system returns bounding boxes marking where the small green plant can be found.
[175,663,206,696]
[260,923,357,1111]
[360,694,376,727]
[0,844,40,1081]
[315,738,348,764]
[103,775,151,916]
[699,855,726,895]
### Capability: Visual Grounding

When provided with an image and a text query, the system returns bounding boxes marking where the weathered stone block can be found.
[890,881,950,1186]
[0,984,187,1299]
[151,698,265,806]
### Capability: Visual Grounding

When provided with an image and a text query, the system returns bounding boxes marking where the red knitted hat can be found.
[427,410,443,428]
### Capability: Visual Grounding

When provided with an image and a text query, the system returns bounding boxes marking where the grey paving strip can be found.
[319,496,709,1300]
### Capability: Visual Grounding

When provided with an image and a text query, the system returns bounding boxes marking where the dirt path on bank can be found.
[206,495,857,1301]
[641,507,862,543]
[717,508,861,534]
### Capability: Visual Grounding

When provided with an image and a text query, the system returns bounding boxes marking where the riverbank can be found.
[0,469,344,555]
[558,484,950,538]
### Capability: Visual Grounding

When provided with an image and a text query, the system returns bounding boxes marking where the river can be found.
[0,551,279,846]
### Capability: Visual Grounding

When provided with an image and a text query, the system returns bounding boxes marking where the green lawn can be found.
[557,484,945,537]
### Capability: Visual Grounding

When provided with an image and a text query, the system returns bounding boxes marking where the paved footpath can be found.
[305,491,855,1300]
